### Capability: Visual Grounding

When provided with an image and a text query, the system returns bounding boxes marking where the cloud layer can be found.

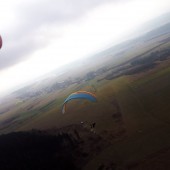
[0,0,117,70]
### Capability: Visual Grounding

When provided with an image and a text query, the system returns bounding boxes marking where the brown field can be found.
[0,31,170,169]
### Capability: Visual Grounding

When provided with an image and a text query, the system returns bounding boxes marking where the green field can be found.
[4,59,168,169]
[0,33,170,169]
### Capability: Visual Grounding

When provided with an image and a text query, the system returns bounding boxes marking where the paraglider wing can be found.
[0,35,2,49]
[62,91,97,113]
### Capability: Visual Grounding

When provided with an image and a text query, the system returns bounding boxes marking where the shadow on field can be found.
[0,130,78,170]
[0,125,111,170]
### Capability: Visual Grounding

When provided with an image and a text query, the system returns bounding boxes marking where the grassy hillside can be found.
[0,25,170,169]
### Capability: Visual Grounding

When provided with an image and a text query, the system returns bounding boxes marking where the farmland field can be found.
[0,29,170,169]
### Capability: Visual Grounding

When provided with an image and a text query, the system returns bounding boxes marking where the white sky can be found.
[0,0,170,96]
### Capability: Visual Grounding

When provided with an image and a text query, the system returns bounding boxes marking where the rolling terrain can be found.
[0,21,170,169]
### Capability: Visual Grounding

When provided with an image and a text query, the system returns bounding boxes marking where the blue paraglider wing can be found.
[62,91,97,113]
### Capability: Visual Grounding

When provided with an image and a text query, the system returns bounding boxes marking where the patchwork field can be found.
[0,30,170,169]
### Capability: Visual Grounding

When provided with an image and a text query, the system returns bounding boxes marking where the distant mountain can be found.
[138,22,170,41]
[130,12,170,39]
[11,14,170,100]
[95,22,170,59]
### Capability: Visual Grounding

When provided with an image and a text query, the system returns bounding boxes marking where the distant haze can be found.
[0,0,170,96]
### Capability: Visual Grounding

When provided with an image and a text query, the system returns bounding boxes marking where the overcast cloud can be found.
[0,0,116,70]
[0,0,170,96]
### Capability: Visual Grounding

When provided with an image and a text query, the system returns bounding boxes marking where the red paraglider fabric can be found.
[0,35,2,49]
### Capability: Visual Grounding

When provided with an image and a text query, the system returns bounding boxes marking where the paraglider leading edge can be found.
[62,91,97,113]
